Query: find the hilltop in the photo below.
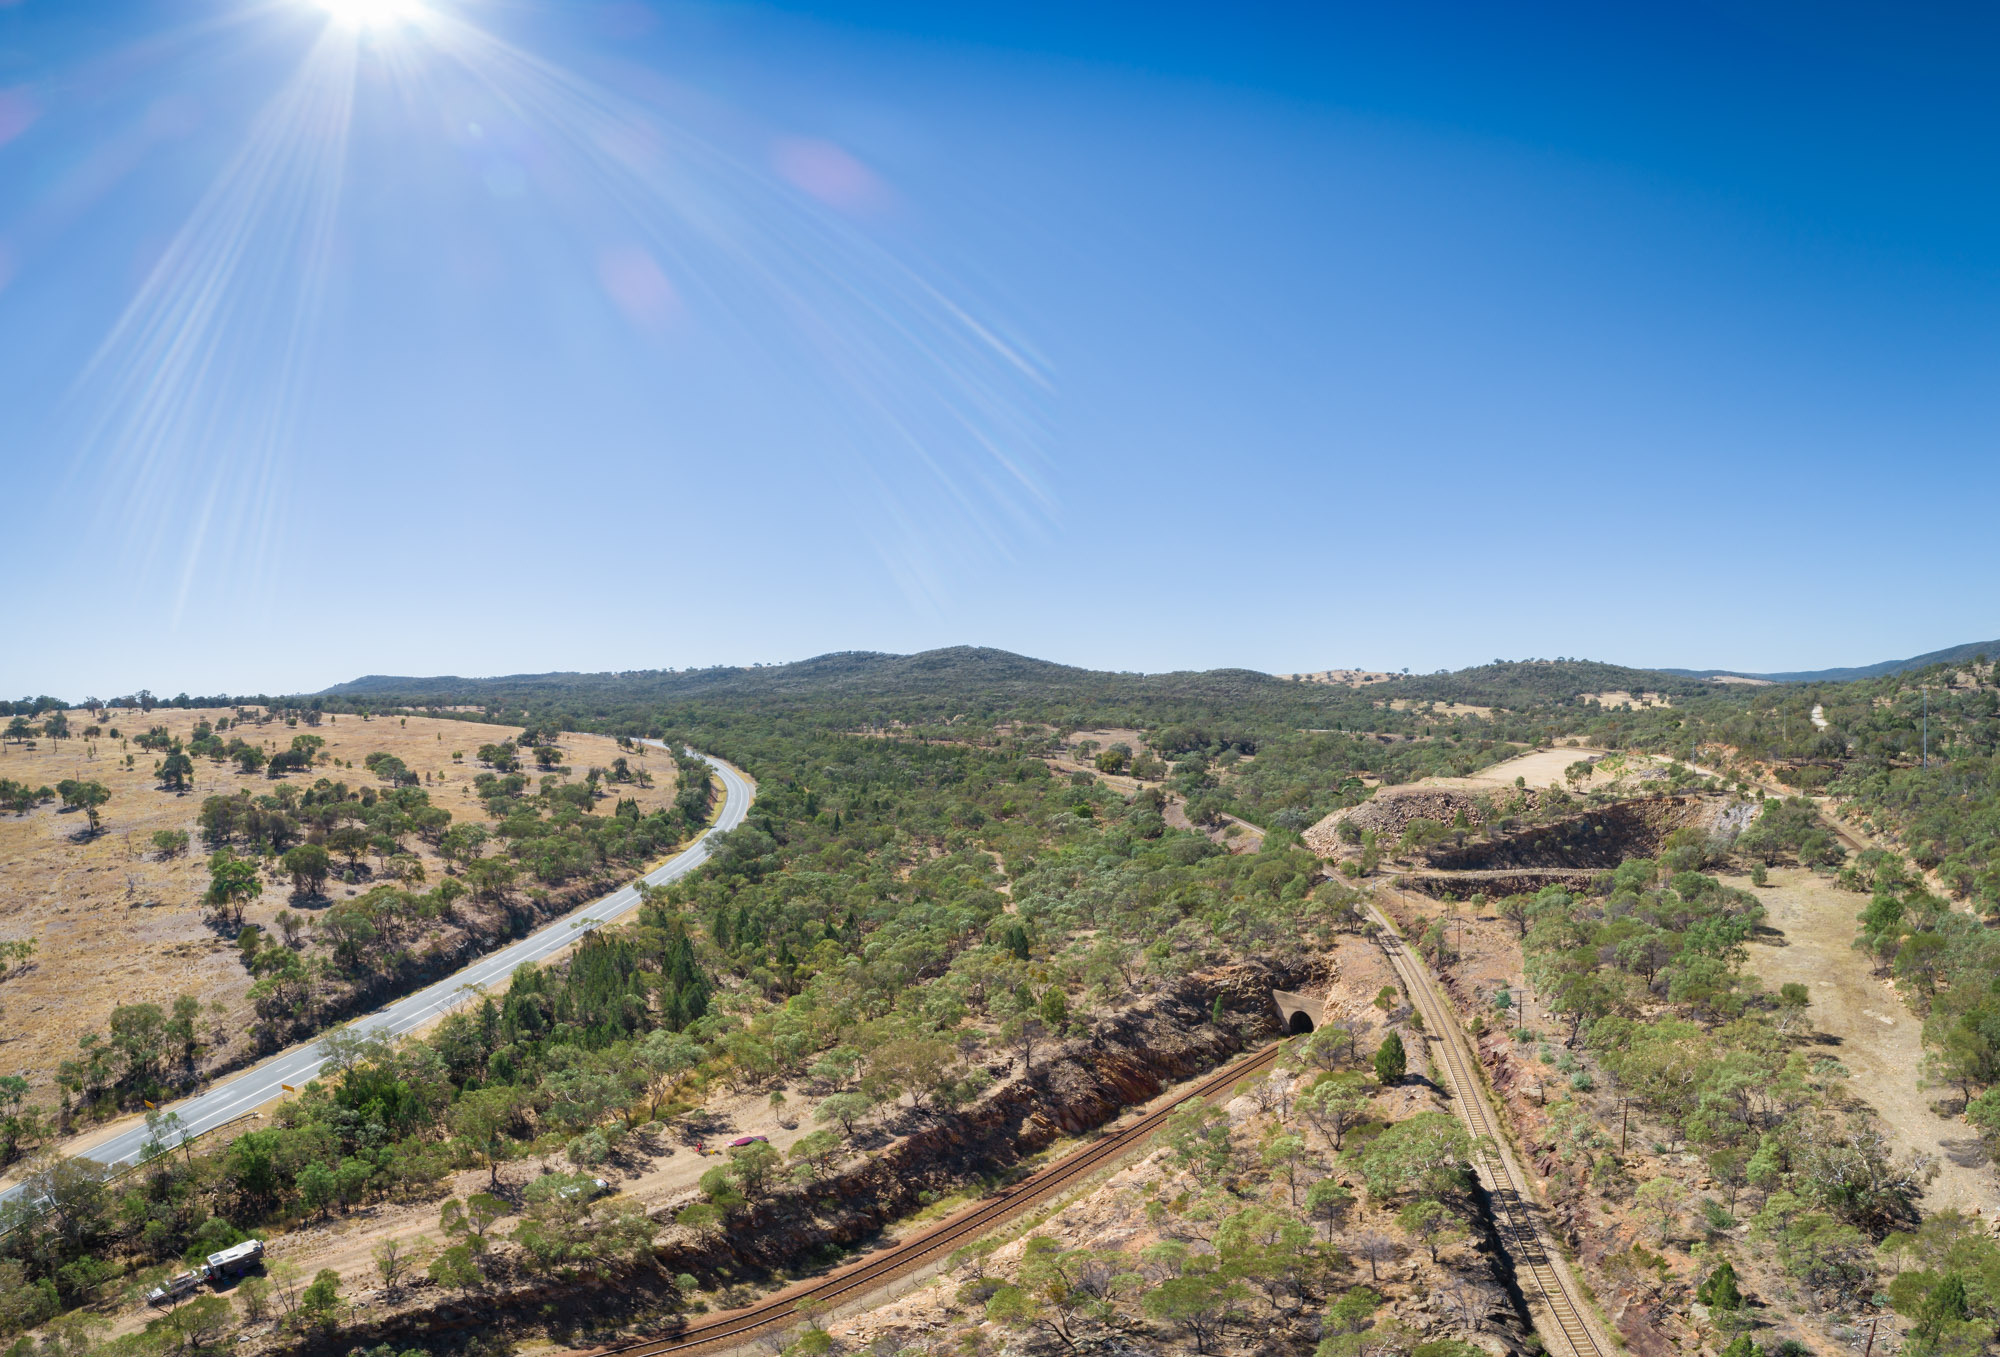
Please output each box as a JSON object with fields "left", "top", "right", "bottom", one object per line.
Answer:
{"left": 1660, "top": 635, "right": 2000, "bottom": 684}
{"left": 3, "top": 640, "right": 2000, "bottom": 1357}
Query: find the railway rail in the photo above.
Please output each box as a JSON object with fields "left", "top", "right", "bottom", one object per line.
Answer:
{"left": 588, "top": 1037, "right": 1290, "bottom": 1357}
{"left": 1368, "top": 899, "right": 1612, "bottom": 1357}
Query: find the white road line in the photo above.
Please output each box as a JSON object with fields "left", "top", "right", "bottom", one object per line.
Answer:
{"left": 2, "top": 746, "right": 751, "bottom": 1200}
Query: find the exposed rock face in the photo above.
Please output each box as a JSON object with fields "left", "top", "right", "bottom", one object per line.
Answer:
{"left": 1309, "top": 790, "right": 1756, "bottom": 882}
{"left": 1305, "top": 789, "right": 1534, "bottom": 856}
{"left": 277, "top": 957, "right": 1323, "bottom": 1355}
{"left": 1613, "top": 1300, "right": 1679, "bottom": 1357}
{"left": 1400, "top": 871, "right": 1599, "bottom": 899}
{"left": 1420, "top": 796, "right": 1714, "bottom": 873}
{"left": 1464, "top": 1018, "right": 1686, "bottom": 1357}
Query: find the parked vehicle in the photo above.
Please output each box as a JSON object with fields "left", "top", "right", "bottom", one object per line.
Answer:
{"left": 553, "top": 1177, "right": 611, "bottom": 1203}
{"left": 204, "top": 1239, "right": 265, "bottom": 1280}
{"left": 145, "top": 1271, "right": 205, "bottom": 1308}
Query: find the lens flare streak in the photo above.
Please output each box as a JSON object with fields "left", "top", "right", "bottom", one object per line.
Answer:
{"left": 69, "top": 2, "right": 1053, "bottom": 617}
{"left": 73, "top": 23, "right": 357, "bottom": 622}
{"left": 426, "top": 14, "right": 1055, "bottom": 584}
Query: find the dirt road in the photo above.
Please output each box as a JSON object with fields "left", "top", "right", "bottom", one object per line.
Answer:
{"left": 1421, "top": 747, "right": 1610, "bottom": 792}
{"left": 1048, "top": 731, "right": 1263, "bottom": 853}
{"left": 571, "top": 1042, "right": 1292, "bottom": 1357}
{"left": 1743, "top": 867, "right": 1998, "bottom": 1216}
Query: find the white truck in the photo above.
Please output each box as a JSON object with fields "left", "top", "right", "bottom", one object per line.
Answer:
{"left": 204, "top": 1239, "right": 265, "bottom": 1281}
{"left": 145, "top": 1271, "right": 205, "bottom": 1308}
{"left": 145, "top": 1239, "right": 265, "bottom": 1307}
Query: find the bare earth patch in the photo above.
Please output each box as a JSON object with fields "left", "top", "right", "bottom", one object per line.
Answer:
{"left": 0, "top": 710, "right": 677, "bottom": 1105}
{"left": 1579, "top": 691, "right": 1674, "bottom": 710}
{"left": 1280, "top": 669, "right": 1401, "bottom": 687}
{"left": 1426, "top": 747, "right": 1611, "bottom": 790}
{"left": 1741, "top": 865, "right": 2000, "bottom": 1217}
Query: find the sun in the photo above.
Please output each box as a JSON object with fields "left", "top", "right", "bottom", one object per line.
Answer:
{"left": 315, "top": 0, "right": 423, "bottom": 29}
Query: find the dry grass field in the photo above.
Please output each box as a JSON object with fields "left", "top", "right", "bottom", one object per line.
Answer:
{"left": 1278, "top": 668, "right": 1400, "bottom": 686}
{"left": 1579, "top": 688, "right": 1674, "bottom": 708}
{"left": 0, "top": 709, "right": 678, "bottom": 1109}
{"left": 1385, "top": 697, "right": 1494, "bottom": 717}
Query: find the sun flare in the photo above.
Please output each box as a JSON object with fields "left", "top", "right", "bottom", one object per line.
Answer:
{"left": 316, "top": 0, "right": 422, "bottom": 29}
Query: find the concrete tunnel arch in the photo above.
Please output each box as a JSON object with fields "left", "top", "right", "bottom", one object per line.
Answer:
{"left": 1272, "top": 989, "right": 1324, "bottom": 1035}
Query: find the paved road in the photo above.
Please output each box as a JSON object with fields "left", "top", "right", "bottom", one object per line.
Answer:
{"left": 1, "top": 744, "right": 751, "bottom": 1202}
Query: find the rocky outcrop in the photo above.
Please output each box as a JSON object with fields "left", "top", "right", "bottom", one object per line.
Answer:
{"left": 1421, "top": 796, "right": 1712, "bottom": 873}
{"left": 1313, "top": 792, "right": 1752, "bottom": 887}
{"left": 1306, "top": 789, "right": 1537, "bottom": 857}
{"left": 276, "top": 957, "right": 1323, "bottom": 1355}
{"left": 1399, "top": 870, "right": 1600, "bottom": 899}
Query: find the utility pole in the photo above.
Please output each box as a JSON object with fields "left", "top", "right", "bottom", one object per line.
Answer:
{"left": 1923, "top": 687, "right": 1930, "bottom": 769}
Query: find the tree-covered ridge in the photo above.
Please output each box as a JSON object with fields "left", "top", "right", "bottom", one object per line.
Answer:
{"left": 0, "top": 711, "right": 1353, "bottom": 1354}
{"left": 15, "top": 644, "right": 1998, "bottom": 791}
{"left": 1387, "top": 658, "right": 1726, "bottom": 708}
{"left": 1663, "top": 636, "right": 2000, "bottom": 685}
{"left": 1492, "top": 851, "right": 1938, "bottom": 1331}
{"left": 16, "top": 644, "right": 2000, "bottom": 1357}
{"left": 20, "top": 722, "right": 710, "bottom": 1142}
{"left": 301, "top": 648, "right": 1766, "bottom": 746}
{"left": 289, "top": 651, "right": 1722, "bottom": 839}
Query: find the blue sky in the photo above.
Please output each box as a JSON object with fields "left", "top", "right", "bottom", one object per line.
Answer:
{"left": 1, "top": 0, "right": 1995, "bottom": 697}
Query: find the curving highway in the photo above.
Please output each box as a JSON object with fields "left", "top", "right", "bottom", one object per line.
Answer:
{"left": 0, "top": 744, "right": 751, "bottom": 1203}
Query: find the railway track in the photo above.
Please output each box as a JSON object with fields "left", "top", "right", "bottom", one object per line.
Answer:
{"left": 1367, "top": 899, "right": 1611, "bottom": 1357}
{"left": 589, "top": 1038, "right": 1289, "bottom": 1357}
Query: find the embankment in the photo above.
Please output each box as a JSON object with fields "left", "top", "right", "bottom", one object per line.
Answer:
{"left": 280, "top": 959, "right": 1323, "bottom": 1355}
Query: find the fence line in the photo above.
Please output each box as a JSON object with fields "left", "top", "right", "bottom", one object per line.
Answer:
{"left": 1, "top": 1109, "right": 268, "bottom": 1236}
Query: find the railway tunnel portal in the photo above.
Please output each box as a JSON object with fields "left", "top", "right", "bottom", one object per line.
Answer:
{"left": 1271, "top": 989, "right": 1323, "bottom": 1034}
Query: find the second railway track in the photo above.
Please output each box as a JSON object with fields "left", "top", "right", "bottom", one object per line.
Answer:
{"left": 1369, "top": 898, "right": 1611, "bottom": 1357}
{"left": 591, "top": 899, "right": 1608, "bottom": 1357}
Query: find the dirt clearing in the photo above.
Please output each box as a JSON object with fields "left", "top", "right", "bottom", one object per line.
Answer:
{"left": 0, "top": 710, "right": 677, "bottom": 1106}
{"left": 1742, "top": 866, "right": 2000, "bottom": 1217}
{"left": 1417, "top": 745, "right": 1609, "bottom": 791}
{"left": 1580, "top": 691, "right": 1674, "bottom": 709}
{"left": 1279, "top": 669, "right": 1400, "bottom": 687}
{"left": 1385, "top": 699, "right": 1495, "bottom": 718}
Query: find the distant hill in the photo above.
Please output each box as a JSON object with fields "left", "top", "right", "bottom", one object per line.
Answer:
{"left": 1658, "top": 637, "right": 2000, "bottom": 685}
{"left": 316, "top": 646, "right": 1311, "bottom": 727}
{"left": 316, "top": 648, "right": 1769, "bottom": 747}
{"left": 1383, "top": 659, "right": 1721, "bottom": 708}
{"left": 315, "top": 637, "right": 1997, "bottom": 731}
{"left": 310, "top": 648, "right": 1750, "bottom": 726}
{"left": 323, "top": 648, "right": 1102, "bottom": 703}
